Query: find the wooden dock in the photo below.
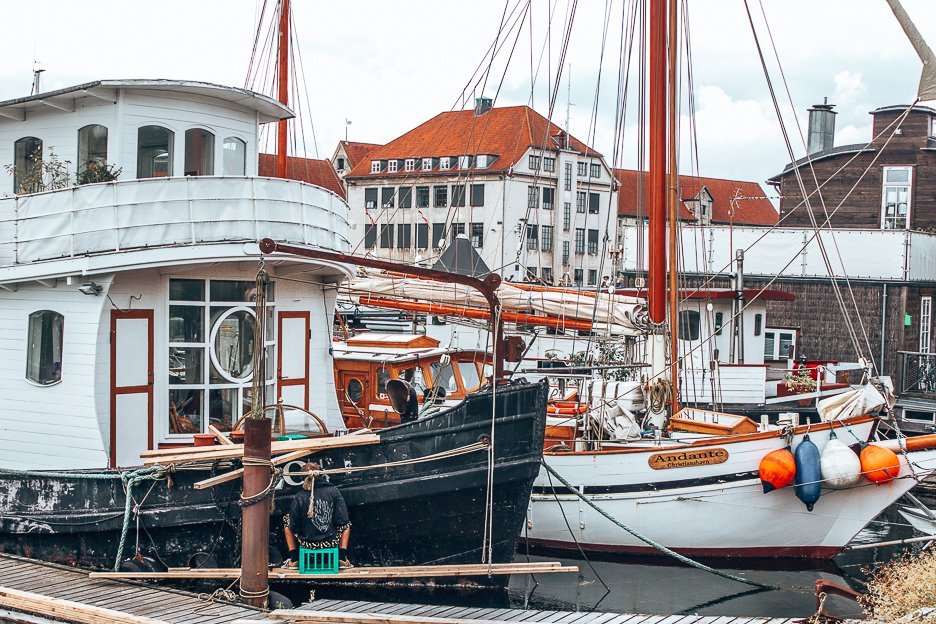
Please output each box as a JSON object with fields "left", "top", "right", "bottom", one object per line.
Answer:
{"left": 233, "top": 598, "right": 808, "bottom": 624}
{"left": 0, "top": 553, "right": 262, "bottom": 623}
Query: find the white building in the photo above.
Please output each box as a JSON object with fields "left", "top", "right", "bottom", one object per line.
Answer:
{"left": 343, "top": 99, "right": 616, "bottom": 286}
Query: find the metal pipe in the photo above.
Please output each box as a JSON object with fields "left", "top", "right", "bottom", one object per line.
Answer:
{"left": 258, "top": 238, "right": 507, "bottom": 381}
{"left": 276, "top": 0, "right": 289, "bottom": 178}
{"left": 239, "top": 417, "right": 272, "bottom": 608}
{"left": 735, "top": 249, "right": 745, "bottom": 364}
{"left": 648, "top": 0, "right": 667, "bottom": 323}
{"left": 880, "top": 283, "right": 888, "bottom": 375}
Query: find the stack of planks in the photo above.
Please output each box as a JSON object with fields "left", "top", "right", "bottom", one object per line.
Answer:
{"left": 137, "top": 431, "right": 380, "bottom": 490}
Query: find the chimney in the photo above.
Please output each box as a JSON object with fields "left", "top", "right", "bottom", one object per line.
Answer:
{"left": 807, "top": 98, "right": 836, "bottom": 154}
{"left": 474, "top": 96, "right": 493, "bottom": 116}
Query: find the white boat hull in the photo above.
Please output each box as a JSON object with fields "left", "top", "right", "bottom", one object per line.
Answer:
{"left": 528, "top": 421, "right": 936, "bottom": 558}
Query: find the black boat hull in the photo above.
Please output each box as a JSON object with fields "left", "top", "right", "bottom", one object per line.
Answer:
{"left": 0, "top": 380, "right": 547, "bottom": 571}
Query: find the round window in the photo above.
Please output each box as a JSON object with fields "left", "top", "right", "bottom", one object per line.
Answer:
{"left": 209, "top": 307, "right": 256, "bottom": 383}
{"left": 346, "top": 379, "right": 363, "bottom": 404}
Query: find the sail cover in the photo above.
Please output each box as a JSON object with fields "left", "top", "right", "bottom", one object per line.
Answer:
{"left": 432, "top": 234, "right": 491, "bottom": 277}
{"left": 886, "top": 0, "right": 936, "bottom": 102}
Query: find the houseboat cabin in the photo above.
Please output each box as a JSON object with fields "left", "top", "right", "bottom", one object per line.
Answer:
{"left": 0, "top": 80, "right": 351, "bottom": 470}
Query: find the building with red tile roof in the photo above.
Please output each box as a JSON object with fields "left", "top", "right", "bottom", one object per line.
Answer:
{"left": 343, "top": 100, "right": 615, "bottom": 286}
{"left": 614, "top": 169, "right": 778, "bottom": 226}
{"left": 335, "top": 141, "right": 382, "bottom": 173}
{"left": 258, "top": 153, "right": 345, "bottom": 199}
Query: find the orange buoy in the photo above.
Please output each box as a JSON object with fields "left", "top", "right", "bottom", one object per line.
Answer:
{"left": 860, "top": 444, "right": 901, "bottom": 484}
{"left": 759, "top": 447, "right": 796, "bottom": 493}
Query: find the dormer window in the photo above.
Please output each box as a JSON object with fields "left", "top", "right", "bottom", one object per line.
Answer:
{"left": 476, "top": 155, "right": 489, "bottom": 168}
{"left": 370, "top": 160, "right": 382, "bottom": 174}
{"left": 459, "top": 155, "right": 472, "bottom": 169}
{"left": 440, "top": 157, "right": 451, "bottom": 171}
{"left": 422, "top": 158, "right": 433, "bottom": 171}
{"left": 388, "top": 160, "right": 399, "bottom": 173}
{"left": 404, "top": 158, "right": 415, "bottom": 172}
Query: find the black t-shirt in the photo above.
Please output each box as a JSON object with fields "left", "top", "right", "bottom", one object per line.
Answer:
{"left": 287, "top": 479, "right": 350, "bottom": 542}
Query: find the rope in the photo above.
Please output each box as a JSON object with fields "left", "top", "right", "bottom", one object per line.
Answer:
{"left": 238, "top": 457, "right": 281, "bottom": 508}
{"left": 113, "top": 466, "right": 171, "bottom": 571}
{"left": 539, "top": 459, "right": 797, "bottom": 592}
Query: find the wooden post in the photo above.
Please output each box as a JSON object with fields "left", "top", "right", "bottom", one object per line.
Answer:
{"left": 240, "top": 417, "right": 271, "bottom": 608}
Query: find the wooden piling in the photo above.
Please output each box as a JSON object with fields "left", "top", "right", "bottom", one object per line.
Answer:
{"left": 240, "top": 417, "right": 272, "bottom": 608}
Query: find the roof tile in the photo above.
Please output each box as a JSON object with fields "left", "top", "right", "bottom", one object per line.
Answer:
{"left": 258, "top": 154, "right": 345, "bottom": 199}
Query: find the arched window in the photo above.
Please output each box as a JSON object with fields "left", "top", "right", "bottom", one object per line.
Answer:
{"left": 26, "top": 310, "right": 64, "bottom": 385}
{"left": 223, "top": 137, "right": 246, "bottom": 175}
{"left": 137, "top": 126, "right": 174, "bottom": 178}
{"left": 13, "top": 136, "right": 43, "bottom": 194}
{"left": 185, "top": 128, "right": 215, "bottom": 176}
{"left": 77, "top": 124, "right": 108, "bottom": 174}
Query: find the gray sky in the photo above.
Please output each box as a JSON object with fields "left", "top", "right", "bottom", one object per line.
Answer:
{"left": 3, "top": 0, "right": 935, "bottom": 188}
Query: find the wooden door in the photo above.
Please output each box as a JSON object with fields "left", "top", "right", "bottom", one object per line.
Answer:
{"left": 277, "top": 311, "right": 310, "bottom": 409}
{"left": 110, "top": 309, "right": 154, "bottom": 468}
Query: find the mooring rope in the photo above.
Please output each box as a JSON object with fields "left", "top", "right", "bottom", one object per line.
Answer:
{"left": 539, "top": 459, "right": 795, "bottom": 591}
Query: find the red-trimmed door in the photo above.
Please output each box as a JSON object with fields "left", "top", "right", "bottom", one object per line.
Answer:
{"left": 110, "top": 309, "right": 154, "bottom": 467}
{"left": 277, "top": 311, "right": 310, "bottom": 409}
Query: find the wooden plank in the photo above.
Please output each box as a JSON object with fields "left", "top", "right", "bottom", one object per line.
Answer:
{"left": 141, "top": 434, "right": 379, "bottom": 464}
{"left": 194, "top": 448, "right": 316, "bottom": 489}
{"left": 209, "top": 424, "right": 235, "bottom": 445}
{"left": 0, "top": 584, "right": 170, "bottom": 624}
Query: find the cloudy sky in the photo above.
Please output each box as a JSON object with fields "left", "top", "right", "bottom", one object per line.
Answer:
{"left": 3, "top": 0, "right": 934, "bottom": 188}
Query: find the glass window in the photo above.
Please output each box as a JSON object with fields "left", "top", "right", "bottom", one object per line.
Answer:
{"left": 170, "top": 279, "right": 205, "bottom": 302}
{"left": 764, "top": 328, "right": 797, "bottom": 359}
{"left": 211, "top": 308, "right": 256, "bottom": 381}
{"left": 379, "top": 224, "right": 394, "bottom": 248}
{"left": 714, "top": 312, "right": 724, "bottom": 335}
{"left": 77, "top": 125, "right": 108, "bottom": 174}
{"left": 169, "top": 306, "right": 204, "bottom": 343}
{"left": 399, "top": 186, "right": 412, "bottom": 209}
{"left": 575, "top": 228, "right": 585, "bottom": 254}
{"left": 223, "top": 137, "right": 246, "bottom": 175}
{"left": 13, "top": 136, "right": 42, "bottom": 194}
{"left": 470, "top": 222, "right": 484, "bottom": 248}
{"left": 184, "top": 128, "right": 215, "bottom": 176}
{"left": 377, "top": 368, "right": 391, "bottom": 397}
{"left": 576, "top": 191, "right": 586, "bottom": 213}
{"left": 529, "top": 155, "right": 541, "bottom": 170}
{"left": 564, "top": 162, "right": 572, "bottom": 190}
{"left": 346, "top": 378, "right": 363, "bottom": 403}
{"left": 588, "top": 229, "right": 599, "bottom": 254}
{"left": 422, "top": 158, "right": 433, "bottom": 171}
{"left": 526, "top": 224, "right": 539, "bottom": 250}
{"left": 415, "top": 223, "right": 429, "bottom": 249}
{"left": 434, "top": 185, "right": 448, "bottom": 207}
{"left": 541, "top": 225, "right": 553, "bottom": 252}
{"left": 381, "top": 187, "right": 395, "bottom": 208}
{"left": 563, "top": 202, "right": 571, "bottom": 230}
{"left": 574, "top": 268, "right": 583, "bottom": 286}
{"left": 440, "top": 157, "right": 451, "bottom": 171}
{"left": 587, "top": 270, "right": 597, "bottom": 286}
{"left": 577, "top": 161, "right": 586, "bottom": 176}
{"left": 432, "top": 223, "right": 445, "bottom": 248}
{"left": 365, "top": 187, "right": 378, "bottom": 209}
{"left": 370, "top": 160, "right": 381, "bottom": 173}
{"left": 678, "top": 310, "right": 701, "bottom": 341}
{"left": 416, "top": 186, "right": 430, "bottom": 208}
{"left": 543, "top": 157, "right": 556, "bottom": 172}
{"left": 881, "top": 166, "right": 912, "bottom": 229}
{"left": 399, "top": 367, "right": 426, "bottom": 393}
{"left": 364, "top": 224, "right": 377, "bottom": 248}
{"left": 396, "top": 223, "right": 412, "bottom": 248}
{"left": 137, "top": 125, "right": 174, "bottom": 178}
{"left": 26, "top": 310, "right": 63, "bottom": 385}
{"left": 528, "top": 186, "right": 539, "bottom": 210}
{"left": 430, "top": 361, "right": 459, "bottom": 393}
{"left": 460, "top": 362, "right": 481, "bottom": 392}
{"left": 388, "top": 160, "right": 399, "bottom": 173}
{"left": 470, "top": 184, "right": 485, "bottom": 207}
{"left": 590, "top": 163, "right": 601, "bottom": 178}
{"left": 404, "top": 159, "right": 415, "bottom": 172}
{"left": 754, "top": 313, "right": 763, "bottom": 336}
{"left": 542, "top": 187, "right": 554, "bottom": 210}
{"left": 450, "top": 222, "right": 465, "bottom": 241}
{"left": 452, "top": 185, "right": 466, "bottom": 207}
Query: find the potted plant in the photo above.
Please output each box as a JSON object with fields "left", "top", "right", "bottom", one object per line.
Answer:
{"left": 784, "top": 369, "right": 817, "bottom": 406}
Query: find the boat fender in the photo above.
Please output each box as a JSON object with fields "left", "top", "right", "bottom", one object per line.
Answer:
{"left": 819, "top": 431, "right": 862, "bottom": 489}
{"left": 759, "top": 447, "right": 796, "bottom": 493}
{"left": 860, "top": 443, "right": 901, "bottom": 484}
{"left": 269, "top": 590, "right": 294, "bottom": 609}
{"left": 793, "top": 435, "right": 822, "bottom": 511}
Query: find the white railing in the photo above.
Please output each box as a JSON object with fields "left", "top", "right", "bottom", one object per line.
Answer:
{"left": 0, "top": 176, "right": 350, "bottom": 265}
{"left": 617, "top": 225, "right": 936, "bottom": 281}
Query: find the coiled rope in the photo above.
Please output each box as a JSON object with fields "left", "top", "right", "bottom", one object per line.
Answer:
{"left": 539, "top": 459, "right": 793, "bottom": 591}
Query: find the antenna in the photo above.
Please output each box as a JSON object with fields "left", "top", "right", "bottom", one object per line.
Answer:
{"left": 345, "top": 119, "right": 352, "bottom": 142}
{"left": 565, "top": 64, "right": 572, "bottom": 150}
{"left": 30, "top": 63, "right": 44, "bottom": 96}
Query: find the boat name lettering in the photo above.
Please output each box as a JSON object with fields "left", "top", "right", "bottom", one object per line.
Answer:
{"left": 648, "top": 448, "right": 729, "bottom": 470}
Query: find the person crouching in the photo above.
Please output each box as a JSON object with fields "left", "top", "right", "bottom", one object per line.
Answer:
{"left": 283, "top": 461, "right": 352, "bottom": 569}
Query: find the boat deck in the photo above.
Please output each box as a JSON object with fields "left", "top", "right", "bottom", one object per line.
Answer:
{"left": 0, "top": 553, "right": 262, "bottom": 623}
{"left": 236, "top": 598, "right": 807, "bottom": 624}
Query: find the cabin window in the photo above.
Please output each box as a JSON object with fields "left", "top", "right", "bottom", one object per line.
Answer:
{"left": 77, "top": 125, "right": 108, "bottom": 175}
{"left": 168, "top": 278, "right": 275, "bottom": 436}
{"left": 881, "top": 166, "right": 912, "bottom": 229}
{"left": 223, "top": 137, "right": 246, "bottom": 175}
{"left": 677, "top": 310, "right": 701, "bottom": 341}
{"left": 460, "top": 361, "right": 482, "bottom": 393}
{"left": 184, "top": 128, "right": 215, "bottom": 176}
{"left": 399, "top": 367, "right": 427, "bottom": 393}
{"left": 137, "top": 126, "right": 174, "bottom": 179}
{"left": 26, "top": 310, "right": 63, "bottom": 385}
{"left": 13, "top": 136, "right": 42, "bottom": 194}
{"left": 764, "top": 328, "right": 797, "bottom": 360}
{"left": 377, "top": 368, "right": 391, "bottom": 397}
{"left": 430, "top": 361, "right": 459, "bottom": 394}
{"left": 346, "top": 378, "right": 363, "bottom": 404}
{"left": 754, "top": 313, "right": 763, "bottom": 336}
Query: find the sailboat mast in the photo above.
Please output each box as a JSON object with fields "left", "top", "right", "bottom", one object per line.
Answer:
{"left": 667, "top": 0, "right": 680, "bottom": 410}
{"left": 648, "top": 0, "right": 667, "bottom": 323}
{"left": 276, "top": 0, "right": 290, "bottom": 178}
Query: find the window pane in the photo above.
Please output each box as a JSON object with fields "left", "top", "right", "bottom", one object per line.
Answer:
{"left": 169, "top": 346, "right": 204, "bottom": 384}
{"left": 170, "top": 278, "right": 205, "bottom": 302}
{"left": 677, "top": 310, "right": 701, "bottom": 341}
{"left": 886, "top": 168, "right": 910, "bottom": 183}
{"left": 77, "top": 125, "right": 108, "bottom": 174}
{"left": 764, "top": 334, "right": 776, "bottom": 359}
{"left": 778, "top": 333, "right": 794, "bottom": 358}
{"left": 137, "top": 126, "right": 174, "bottom": 178}
{"left": 169, "top": 388, "right": 203, "bottom": 433}
{"left": 399, "top": 367, "right": 426, "bottom": 393}
{"left": 185, "top": 128, "right": 215, "bottom": 176}
{"left": 212, "top": 309, "right": 256, "bottom": 380}
{"left": 169, "top": 305, "right": 203, "bottom": 343}
{"left": 13, "top": 136, "right": 42, "bottom": 194}
{"left": 209, "top": 388, "right": 236, "bottom": 431}
{"left": 430, "top": 361, "right": 459, "bottom": 393}
{"left": 223, "top": 137, "right": 246, "bottom": 175}
{"left": 460, "top": 361, "right": 481, "bottom": 392}
{"left": 210, "top": 280, "right": 258, "bottom": 302}
{"left": 26, "top": 310, "right": 63, "bottom": 385}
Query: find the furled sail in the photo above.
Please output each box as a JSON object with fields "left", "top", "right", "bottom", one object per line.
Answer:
{"left": 885, "top": 0, "right": 936, "bottom": 101}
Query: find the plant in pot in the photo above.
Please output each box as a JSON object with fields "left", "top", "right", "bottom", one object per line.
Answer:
{"left": 784, "top": 369, "right": 817, "bottom": 406}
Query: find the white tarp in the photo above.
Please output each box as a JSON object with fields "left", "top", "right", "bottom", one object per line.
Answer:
{"left": 346, "top": 275, "right": 645, "bottom": 335}
{"left": 817, "top": 377, "right": 894, "bottom": 421}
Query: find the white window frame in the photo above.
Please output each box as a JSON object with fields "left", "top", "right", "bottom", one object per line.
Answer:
{"left": 921, "top": 296, "right": 932, "bottom": 354}
{"left": 930, "top": 117, "right": 936, "bottom": 139}
{"left": 881, "top": 166, "right": 912, "bottom": 229}
{"left": 387, "top": 159, "right": 399, "bottom": 173}
{"left": 422, "top": 158, "right": 433, "bottom": 171}
{"left": 404, "top": 158, "right": 415, "bottom": 172}
{"left": 440, "top": 157, "right": 451, "bottom": 171}
{"left": 459, "top": 155, "right": 472, "bottom": 169}
{"left": 370, "top": 160, "right": 381, "bottom": 174}
{"left": 764, "top": 327, "right": 798, "bottom": 360}
{"left": 590, "top": 163, "right": 601, "bottom": 178}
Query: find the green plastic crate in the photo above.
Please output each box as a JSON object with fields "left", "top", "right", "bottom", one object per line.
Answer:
{"left": 299, "top": 547, "right": 338, "bottom": 574}
{"left": 278, "top": 434, "right": 307, "bottom": 441}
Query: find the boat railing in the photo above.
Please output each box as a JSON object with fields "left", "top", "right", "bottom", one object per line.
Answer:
{"left": 898, "top": 351, "right": 936, "bottom": 396}
{"left": 0, "top": 176, "right": 349, "bottom": 265}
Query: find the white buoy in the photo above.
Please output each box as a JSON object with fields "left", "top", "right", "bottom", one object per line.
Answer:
{"left": 820, "top": 436, "right": 862, "bottom": 489}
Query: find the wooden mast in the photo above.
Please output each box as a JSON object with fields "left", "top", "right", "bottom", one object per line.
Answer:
{"left": 647, "top": 0, "right": 667, "bottom": 324}
{"left": 276, "top": 0, "right": 289, "bottom": 177}
{"left": 666, "top": 0, "right": 680, "bottom": 411}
